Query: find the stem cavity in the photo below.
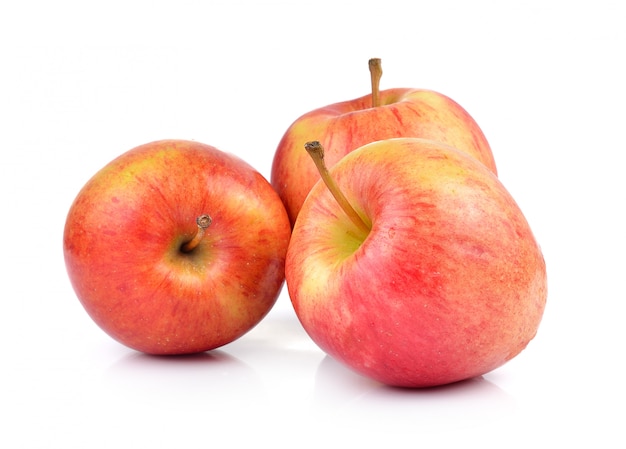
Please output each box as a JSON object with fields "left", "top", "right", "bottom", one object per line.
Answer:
{"left": 304, "top": 141, "right": 371, "bottom": 235}
{"left": 181, "top": 214, "right": 212, "bottom": 253}
{"left": 368, "top": 58, "right": 383, "bottom": 108}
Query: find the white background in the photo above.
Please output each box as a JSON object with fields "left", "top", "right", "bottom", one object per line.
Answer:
{"left": 2, "top": 1, "right": 624, "bottom": 447}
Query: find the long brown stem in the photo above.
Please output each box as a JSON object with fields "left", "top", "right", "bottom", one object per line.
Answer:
{"left": 181, "top": 214, "right": 212, "bottom": 252}
{"left": 304, "top": 141, "right": 371, "bottom": 234}
{"left": 368, "top": 58, "right": 383, "bottom": 108}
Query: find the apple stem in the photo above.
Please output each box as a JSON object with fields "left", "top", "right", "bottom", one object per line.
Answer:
{"left": 181, "top": 214, "right": 212, "bottom": 253}
{"left": 369, "top": 58, "right": 383, "bottom": 108}
{"left": 304, "top": 141, "right": 371, "bottom": 234}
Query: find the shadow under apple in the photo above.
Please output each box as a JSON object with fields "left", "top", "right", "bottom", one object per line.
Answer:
{"left": 104, "top": 349, "right": 264, "bottom": 411}
{"left": 312, "top": 354, "right": 518, "bottom": 435}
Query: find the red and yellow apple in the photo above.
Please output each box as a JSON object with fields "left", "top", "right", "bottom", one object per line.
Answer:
{"left": 285, "top": 138, "right": 546, "bottom": 388}
{"left": 63, "top": 139, "right": 291, "bottom": 355}
{"left": 272, "top": 59, "right": 497, "bottom": 226}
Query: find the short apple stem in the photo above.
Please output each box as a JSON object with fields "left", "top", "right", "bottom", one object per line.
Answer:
{"left": 304, "top": 141, "right": 371, "bottom": 234}
{"left": 369, "top": 58, "right": 383, "bottom": 108}
{"left": 181, "top": 214, "right": 212, "bottom": 253}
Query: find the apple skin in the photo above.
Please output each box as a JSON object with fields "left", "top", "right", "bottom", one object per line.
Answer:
{"left": 63, "top": 139, "right": 291, "bottom": 355}
{"left": 285, "top": 138, "right": 546, "bottom": 388}
{"left": 272, "top": 88, "right": 496, "bottom": 226}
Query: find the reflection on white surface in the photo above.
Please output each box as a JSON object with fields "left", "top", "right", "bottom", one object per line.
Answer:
{"left": 3, "top": 289, "right": 621, "bottom": 448}
{"left": 314, "top": 354, "right": 515, "bottom": 411}
{"left": 105, "top": 350, "right": 263, "bottom": 404}
{"left": 101, "top": 350, "right": 267, "bottom": 442}
{"left": 311, "top": 355, "right": 519, "bottom": 443}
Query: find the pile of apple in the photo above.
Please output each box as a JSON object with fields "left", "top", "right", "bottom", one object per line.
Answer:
{"left": 64, "top": 59, "right": 546, "bottom": 388}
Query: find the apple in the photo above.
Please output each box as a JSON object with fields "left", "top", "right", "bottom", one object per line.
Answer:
{"left": 63, "top": 139, "right": 291, "bottom": 355}
{"left": 285, "top": 138, "right": 546, "bottom": 388}
{"left": 272, "top": 58, "right": 497, "bottom": 226}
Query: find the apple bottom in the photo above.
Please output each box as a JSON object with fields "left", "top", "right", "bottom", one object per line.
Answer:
{"left": 295, "top": 293, "right": 541, "bottom": 388}
{"left": 291, "top": 270, "right": 544, "bottom": 388}
{"left": 80, "top": 256, "right": 287, "bottom": 355}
